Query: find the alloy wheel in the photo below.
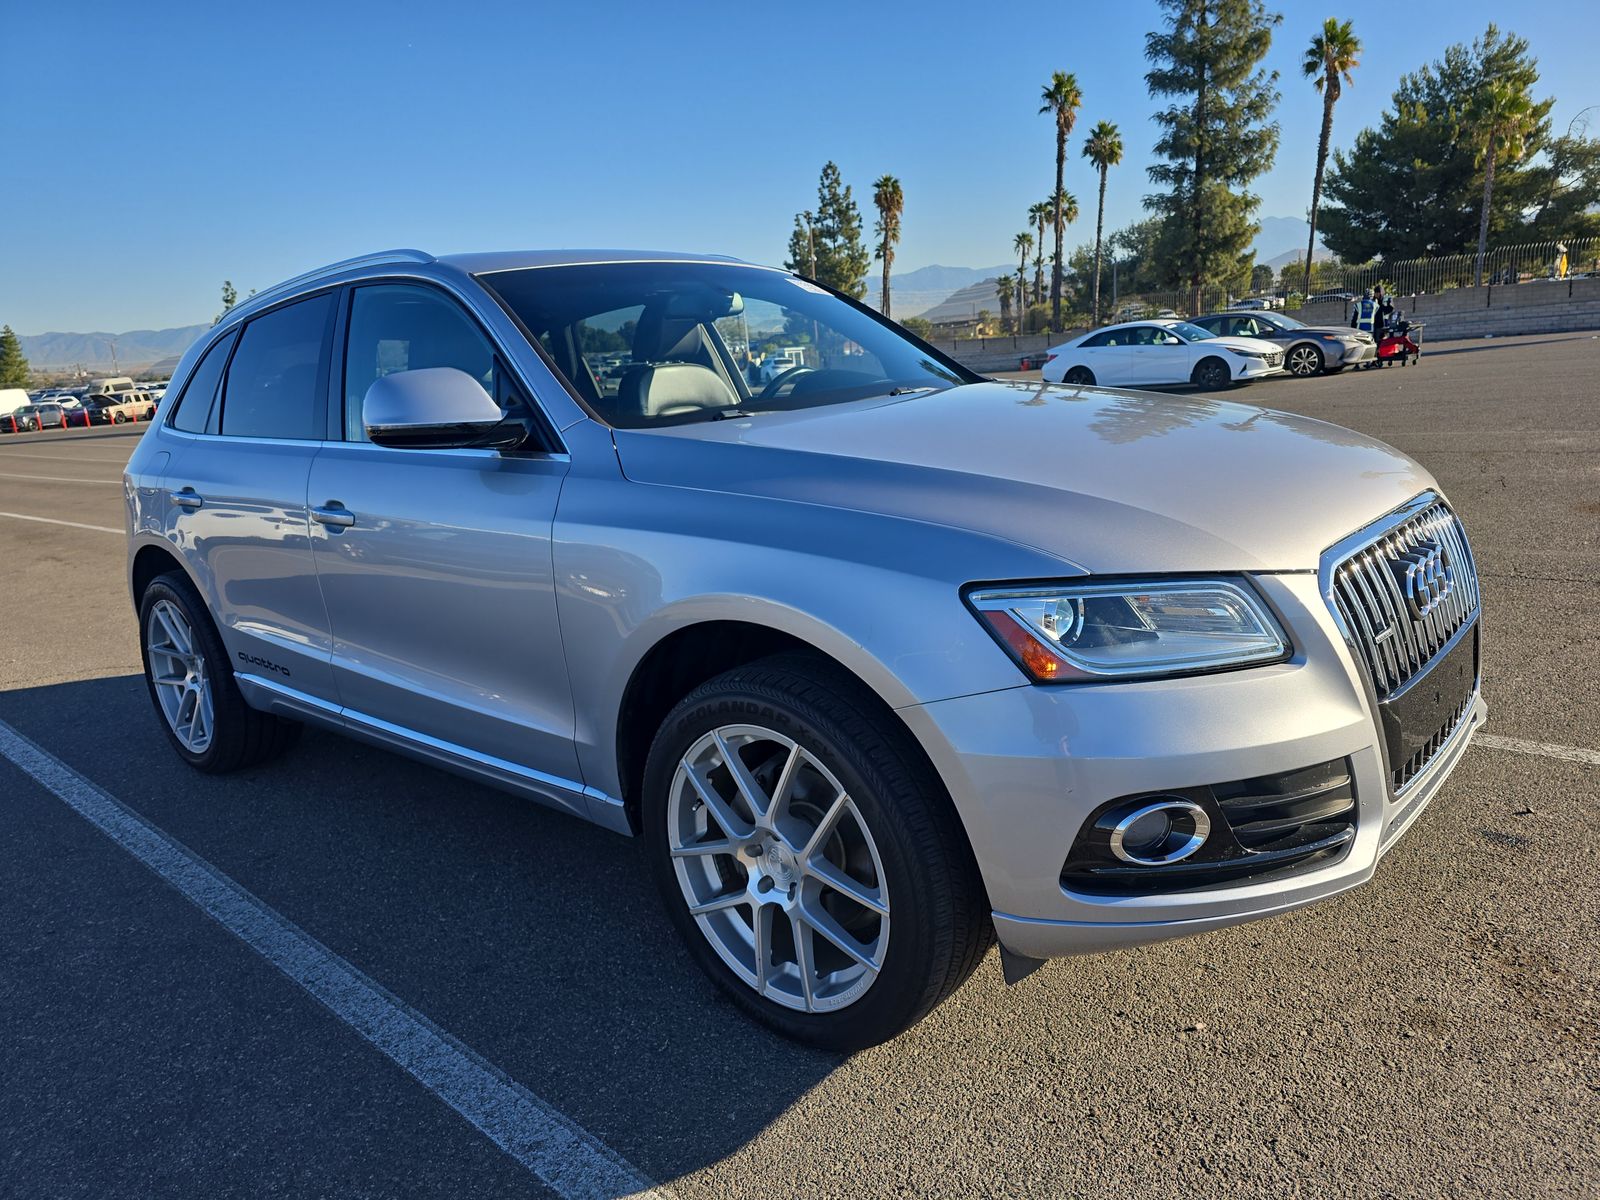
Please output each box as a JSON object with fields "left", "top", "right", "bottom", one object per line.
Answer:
{"left": 146, "top": 599, "right": 214, "bottom": 753}
{"left": 1288, "top": 345, "right": 1323, "bottom": 377}
{"left": 666, "top": 724, "right": 890, "bottom": 1013}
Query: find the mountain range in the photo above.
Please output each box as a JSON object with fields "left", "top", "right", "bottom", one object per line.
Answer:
{"left": 19, "top": 219, "right": 1331, "bottom": 368}
{"left": 17, "top": 325, "right": 208, "bottom": 373}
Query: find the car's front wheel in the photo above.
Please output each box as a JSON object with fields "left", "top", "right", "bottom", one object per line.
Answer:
{"left": 139, "top": 571, "right": 300, "bottom": 773}
{"left": 1286, "top": 344, "right": 1325, "bottom": 377}
{"left": 1063, "top": 366, "right": 1095, "bottom": 385}
{"left": 1191, "top": 356, "right": 1232, "bottom": 390}
{"left": 643, "top": 656, "right": 990, "bottom": 1050}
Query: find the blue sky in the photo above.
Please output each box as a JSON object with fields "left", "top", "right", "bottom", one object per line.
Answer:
{"left": 3, "top": 0, "right": 1594, "bottom": 332}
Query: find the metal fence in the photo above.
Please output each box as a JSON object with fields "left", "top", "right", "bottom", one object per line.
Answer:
{"left": 1096, "top": 236, "right": 1600, "bottom": 323}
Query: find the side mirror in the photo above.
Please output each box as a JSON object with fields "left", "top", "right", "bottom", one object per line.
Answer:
{"left": 363, "top": 367, "right": 518, "bottom": 450}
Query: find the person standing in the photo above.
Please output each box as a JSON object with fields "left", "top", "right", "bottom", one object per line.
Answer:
{"left": 1372, "top": 285, "right": 1391, "bottom": 341}
{"left": 1352, "top": 288, "right": 1377, "bottom": 335}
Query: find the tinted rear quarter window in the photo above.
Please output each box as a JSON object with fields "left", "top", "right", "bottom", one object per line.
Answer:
{"left": 170, "top": 331, "right": 237, "bottom": 433}
{"left": 221, "top": 293, "right": 334, "bottom": 439}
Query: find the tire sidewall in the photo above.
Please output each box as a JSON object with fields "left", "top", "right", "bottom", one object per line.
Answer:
{"left": 642, "top": 678, "right": 946, "bottom": 1049}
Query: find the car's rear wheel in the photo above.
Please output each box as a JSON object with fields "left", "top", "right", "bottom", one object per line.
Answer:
{"left": 1191, "top": 356, "right": 1231, "bottom": 390}
{"left": 643, "top": 656, "right": 990, "bottom": 1050}
{"left": 1063, "top": 366, "right": 1095, "bottom": 385}
{"left": 139, "top": 572, "right": 300, "bottom": 773}
{"left": 1286, "top": 344, "right": 1325, "bottom": 377}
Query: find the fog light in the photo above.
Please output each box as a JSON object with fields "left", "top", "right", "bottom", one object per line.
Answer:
{"left": 1108, "top": 799, "right": 1211, "bottom": 866}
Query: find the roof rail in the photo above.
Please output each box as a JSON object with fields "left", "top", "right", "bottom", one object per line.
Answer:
{"left": 223, "top": 249, "right": 435, "bottom": 323}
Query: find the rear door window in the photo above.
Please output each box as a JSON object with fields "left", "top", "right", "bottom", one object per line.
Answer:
{"left": 220, "top": 293, "right": 334, "bottom": 440}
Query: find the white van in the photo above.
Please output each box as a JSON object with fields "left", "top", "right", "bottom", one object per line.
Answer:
{"left": 89, "top": 376, "right": 137, "bottom": 396}
{"left": 0, "top": 388, "right": 31, "bottom": 417}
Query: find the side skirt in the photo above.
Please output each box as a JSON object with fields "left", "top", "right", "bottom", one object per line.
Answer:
{"left": 234, "top": 672, "right": 632, "bottom": 835}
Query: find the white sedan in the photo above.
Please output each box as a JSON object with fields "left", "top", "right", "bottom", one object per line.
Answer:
{"left": 1042, "top": 319, "right": 1285, "bottom": 389}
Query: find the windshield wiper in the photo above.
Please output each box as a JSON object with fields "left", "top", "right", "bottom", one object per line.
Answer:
{"left": 713, "top": 406, "right": 780, "bottom": 420}
{"left": 886, "top": 385, "right": 936, "bottom": 397}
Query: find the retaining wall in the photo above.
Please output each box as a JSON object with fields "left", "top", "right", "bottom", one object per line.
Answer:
{"left": 1402, "top": 276, "right": 1600, "bottom": 341}
{"left": 926, "top": 331, "right": 1083, "bottom": 373}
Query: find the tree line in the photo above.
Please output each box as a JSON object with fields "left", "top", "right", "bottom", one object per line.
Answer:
{"left": 784, "top": 3, "right": 1598, "bottom": 336}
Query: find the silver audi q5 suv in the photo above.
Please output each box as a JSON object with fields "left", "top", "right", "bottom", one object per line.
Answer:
{"left": 125, "top": 249, "right": 1485, "bottom": 1049}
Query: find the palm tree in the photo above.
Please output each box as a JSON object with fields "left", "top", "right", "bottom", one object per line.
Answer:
{"left": 1013, "top": 231, "right": 1033, "bottom": 327}
{"left": 1039, "top": 71, "right": 1083, "bottom": 329}
{"left": 1028, "top": 201, "right": 1052, "bottom": 302}
{"left": 1302, "top": 19, "right": 1361, "bottom": 299}
{"left": 1468, "top": 81, "right": 1538, "bottom": 287}
{"left": 1081, "top": 120, "right": 1123, "bottom": 325}
{"left": 996, "top": 275, "right": 1015, "bottom": 333}
{"left": 1047, "top": 188, "right": 1078, "bottom": 302}
{"left": 872, "top": 175, "right": 905, "bottom": 319}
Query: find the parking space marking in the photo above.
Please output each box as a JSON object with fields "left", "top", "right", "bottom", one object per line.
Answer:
{"left": 0, "top": 719, "right": 671, "bottom": 1200}
{"left": 1476, "top": 733, "right": 1600, "bottom": 767}
{"left": 0, "top": 452, "right": 132, "bottom": 465}
{"left": 0, "top": 471, "right": 121, "bottom": 486}
{"left": 0, "top": 511, "right": 122, "bottom": 534}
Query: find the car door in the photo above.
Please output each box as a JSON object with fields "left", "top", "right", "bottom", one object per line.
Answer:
{"left": 1074, "top": 329, "right": 1127, "bottom": 383}
{"left": 306, "top": 281, "right": 582, "bottom": 786}
{"left": 163, "top": 292, "right": 340, "bottom": 704}
{"left": 1120, "top": 326, "right": 1185, "bottom": 385}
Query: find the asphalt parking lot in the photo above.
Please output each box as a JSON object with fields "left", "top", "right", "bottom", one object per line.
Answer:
{"left": 2, "top": 332, "right": 1597, "bottom": 1199}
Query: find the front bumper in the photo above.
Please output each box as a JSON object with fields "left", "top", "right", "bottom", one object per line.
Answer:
{"left": 899, "top": 572, "right": 1485, "bottom": 960}
{"left": 1234, "top": 356, "right": 1284, "bottom": 380}
{"left": 1337, "top": 340, "right": 1377, "bottom": 366}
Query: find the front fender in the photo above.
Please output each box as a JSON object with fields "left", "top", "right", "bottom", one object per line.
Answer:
{"left": 553, "top": 472, "right": 1067, "bottom": 799}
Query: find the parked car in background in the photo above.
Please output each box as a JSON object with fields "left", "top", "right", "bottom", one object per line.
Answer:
{"left": 84, "top": 394, "right": 144, "bottom": 424}
{"left": 1043, "top": 319, "right": 1284, "bottom": 389}
{"left": 10, "top": 403, "right": 69, "bottom": 432}
{"left": 0, "top": 388, "right": 30, "bottom": 423}
{"left": 1191, "top": 311, "right": 1375, "bottom": 377}
{"left": 89, "top": 376, "right": 138, "bottom": 398}
{"left": 1301, "top": 290, "right": 1355, "bottom": 318}
{"left": 125, "top": 247, "right": 1484, "bottom": 1050}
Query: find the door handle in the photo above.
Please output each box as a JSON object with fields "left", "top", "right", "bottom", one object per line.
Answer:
{"left": 172, "top": 488, "right": 204, "bottom": 510}
{"left": 311, "top": 503, "right": 356, "bottom": 529}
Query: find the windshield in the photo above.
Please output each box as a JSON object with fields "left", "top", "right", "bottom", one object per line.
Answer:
{"left": 1268, "top": 313, "right": 1307, "bottom": 329}
{"left": 1168, "top": 321, "right": 1218, "bottom": 342}
{"left": 479, "top": 262, "right": 974, "bottom": 428}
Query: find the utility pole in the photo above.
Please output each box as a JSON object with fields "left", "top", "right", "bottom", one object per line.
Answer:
{"left": 801, "top": 210, "right": 817, "bottom": 278}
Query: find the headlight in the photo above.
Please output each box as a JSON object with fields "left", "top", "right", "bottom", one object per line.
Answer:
{"left": 1225, "top": 347, "right": 1267, "bottom": 358}
{"left": 966, "top": 579, "right": 1288, "bottom": 682}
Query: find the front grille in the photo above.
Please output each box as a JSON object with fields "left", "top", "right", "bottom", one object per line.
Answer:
{"left": 1325, "top": 497, "right": 1481, "bottom": 791}
{"left": 1328, "top": 500, "right": 1480, "bottom": 698}
{"left": 1266, "top": 352, "right": 1284, "bottom": 367}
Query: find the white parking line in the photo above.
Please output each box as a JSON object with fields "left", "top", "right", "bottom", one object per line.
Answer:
{"left": 0, "top": 511, "right": 122, "bottom": 534}
{"left": 0, "top": 471, "right": 121, "bottom": 486}
{"left": 0, "top": 452, "right": 131, "bottom": 465}
{"left": 0, "top": 719, "right": 670, "bottom": 1200}
{"left": 1475, "top": 733, "right": 1600, "bottom": 767}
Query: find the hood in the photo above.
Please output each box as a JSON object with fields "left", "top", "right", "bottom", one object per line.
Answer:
{"left": 1208, "top": 335, "right": 1281, "bottom": 354}
{"left": 612, "top": 380, "right": 1433, "bottom": 574}
{"left": 1291, "top": 323, "right": 1365, "bottom": 338}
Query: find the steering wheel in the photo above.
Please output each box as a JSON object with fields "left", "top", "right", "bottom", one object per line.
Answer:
{"left": 757, "top": 365, "right": 815, "bottom": 400}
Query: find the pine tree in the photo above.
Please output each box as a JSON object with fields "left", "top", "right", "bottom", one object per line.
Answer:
{"left": 786, "top": 163, "right": 871, "bottom": 298}
{"left": 0, "top": 326, "right": 30, "bottom": 388}
{"left": 1144, "top": 0, "right": 1281, "bottom": 312}
{"left": 1320, "top": 26, "right": 1558, "bottom": 261}
{"left": 212, "top": 280, "right": 239, "bottom": 327}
